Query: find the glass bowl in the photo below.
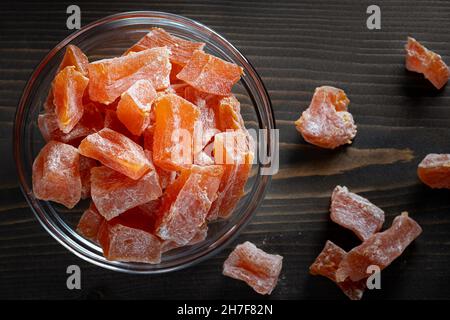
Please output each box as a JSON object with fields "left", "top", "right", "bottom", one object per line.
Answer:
{"left": 14, "top": 11, "right": 274, "bottom": 274}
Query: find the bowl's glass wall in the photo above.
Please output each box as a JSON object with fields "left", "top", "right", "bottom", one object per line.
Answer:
{"left": 14, "top": 12, "right": 274, "bottom": 273}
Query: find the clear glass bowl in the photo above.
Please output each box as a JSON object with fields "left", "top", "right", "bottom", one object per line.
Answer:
{"left": 13, "top": 11, "right": 274, "bottom": 274}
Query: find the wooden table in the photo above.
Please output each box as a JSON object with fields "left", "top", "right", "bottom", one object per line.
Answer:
{"left": 1, "top": 0, "right": 450, "bottom": 300}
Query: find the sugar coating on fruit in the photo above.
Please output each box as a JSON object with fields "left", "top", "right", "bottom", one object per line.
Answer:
{"left": 310, "top": 240, "right": 366, "bottom": 300}
{"left": 223, "top": 241, "right": 283, "bottom": 295}
{"left": 52, "top": 66, "right": 89, "bottom": 133}
{"left": 330, "top": 186, "right": 385, "bottom": 241}
{"left": 156, "top": 165, "right": 223, "bottom": 245}
{"left": 79, "top": 156, "right": 97, "bottom": 199}
{"left": 79, "top": 128, "right": 151, "bottom": 180}
{"left": 126, "top": 27, "right": 205, "bottom": 66}
{"left": 177, "top": 50, "right": 243, "bottom": 96}
{"left": 57, "top": 44, "right": 89, "bottom": 76}
{"left": 32, "top": 141, "right": 81, "bottom": 208}
{"left": 405, "top": 37, "right": 449, "bottom": 90}
{"left": 208, "top": 130, "right": 254, "bottom": 220}
{"left": 117, "top": 79, "right": 157, "bottom": 136}
{"left": 76, "top": 203, "right": 104, "bottom": 241}
{"left": 336, "top": 212, "right": 422, "bottom": 282}
{"left": 417, "top": 153, "right": 450, "bottom": 189}
{"left": 152, "top": 94, "right": 200, "bottom": 171}
{"left": 214, "top": 95, "right": 245, "bottom": 131}
{"left": 295, "top": 86, "right": 357, "bottom": 149}
{"left": 161, "top": 223, "right": 208, "bottom": 253}
{"left": 90, "top": 165, "right": 162, "bottom": 220}
{"left": 88, "top": 47, "right": 171, "bottom": 104}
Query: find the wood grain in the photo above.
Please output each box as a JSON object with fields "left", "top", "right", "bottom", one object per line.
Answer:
{"left": 1, "top": 0, "right": 450, "bottom": 300}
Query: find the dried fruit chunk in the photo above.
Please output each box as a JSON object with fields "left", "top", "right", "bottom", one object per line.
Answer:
{"left": 336, "top": 212, "right": 422, "bottom": 282}
{"left": 417, "top": 154, "right": 450, "bottom": 189}
{"left": 161, "top": 224, "right": 208, "bottom": 253}
{"left": 125, "top": 28, "right": 205, "bottom": 66}
{"left": 177, "top": 50, "right": 243, "bottom": 96}
{"left": 79, "top": 156, "right": 97, "bottom": 199}
{"left": 310, "top": 241, "right": 366, "bottom": 300}
{"left": 405, "top": 37, "right": 449, "bottom": 90}
{"left": 90, "top": 165, "right": 162, "bottom": 220}
{"left": 32, "top": 141, "right": 81, "bottom": 208}
{"left": 103, "top": 110, "right": 140, "bottom": 143}
{"left": 57, "top": 44, "right": 89, "bottom": 76}
{"left": 295, "top": 86, "right": 357, "bottom": 149}
{"left": 76, "top": 203, "right": 104, "bottom": 241}
{"left": 52, "top": 66, "right": 89, "bottom": 133}
{"left": 97, "top": 210, "right": 162, "bottom": 264}
{"left": 214, "top": 95, "right": 245, "bottom": 131}
{"left": 153, "top": 94, "right": 200, "bottom": 171}
{"left": 223, "top": 241, "right": 283, "bottom": 295}
{"left": 156, "top": 165, "right": 223, "bottom": 245}
{"left": 79, "top": 128, "right": 151, "bottom": 180}
{"left": 88, "top": 47, "right": 171, "bottom": 104}
{"left": 208, "top": 131, "right": 254, "bottom": 220}
{"left": 330, "top": 186, "right": 385, "bottom": 241}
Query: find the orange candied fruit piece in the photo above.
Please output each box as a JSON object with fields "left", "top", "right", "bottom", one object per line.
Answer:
{"left": 32, "top": 141, "right": 81, "bottom": 208}
{"left": 76, "top": 202, "right": 104, "bottom": 242}
{"left": 214, "top": 94, "right": 245, "bottom": 131}
{"left": 336, "top": 212, "right": 422, "bottom": 282}
{"left": 153, "top": 94, "right": 200, "bottom": 171}
{"left": 417, "top": 153, "right": 450, "bottom": 189}
{"left": 310, "top": 241, "right": 366, "bottom": 300}
{"left": 57, "top": 44, "right": 89, "bottom": 76}
{"left": 405, "top": 37, "right": 449, "bottom": 90}
{"left": 90, "top": 165, "right": 162, "bottom": 220}
{"left": 79, "top": 128, "right": 151, "bottom": 180}
{"left": 223, "top": 241, "right": 283, "bottom": 295}
{"left": 208, "top": 130, "right": 254, "bottom": 220}
{"left": 177, "top": 50, "right": 243, "bottom": 96}
{"left": 103, "top": 109, "right": 140, "bottom": 143}
{"left": 79, "top": 155, "right": 98, "bottom": 199}
{"left": 330, "top": 186, "right": 385, "bottom": 241}
{"left": 125, "top": 27, "right": 205, "bottom": 67}
{"left": 161, "top": 223, "right": 208, "bottom": 253}
{"left": 88, "top": 47, "right": 171, "bottom": 105}
{"left": 117, "top": 79, "right": 157, "bottom": 136}
{"left": 52, "top": 66, "right": 89, "bottom": 133}
{"left": 295, "top": 86, "right": 357, "bottom": 149}
{"left": 155, "top": 165, "right": 223, "bottom": 245}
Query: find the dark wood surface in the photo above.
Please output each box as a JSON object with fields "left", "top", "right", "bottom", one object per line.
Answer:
{"left": 1, "top": 0, "right": 450, "bottom": 300}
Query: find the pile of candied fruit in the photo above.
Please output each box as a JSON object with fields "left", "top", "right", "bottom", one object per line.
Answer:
{"left": 33, "top": 29, "right": 450, "bottom": 298}
{"left": 33, "top": 28, "right": 254, "bottom": 265}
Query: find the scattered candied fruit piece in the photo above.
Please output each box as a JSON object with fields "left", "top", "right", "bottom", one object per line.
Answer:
{"left": 310, "top": 241, "right": 366, "bottom": 300}
{"left": 79, "top": 128, "right": 151, "bottom": 180}
{"left": 153, "top": 94, "right": 200, "bottom": 171}
{"left": 52, "top": 66, "right": 89, "bottom": 133}
{"left": 117, "top": 79, "right": 157, "bottom": 136}
{"left": 417, "top": 154, "right": 450, "bottom": 189}
{"left": 156, "top": 165, "right": 223, "bottom": 245}
{"left": 405, "top": 37, "right": 449, "bottom": 90}
{"left": 32, "top": 141, "right": 81, "bottom": 209}
{"left": 330, "top": 186, "right": 385, "bottom": 241}
{"left": 79, "top": 155, "right": 97, "bottom": 199}
{"left": 336, "top": 212, "right": 422, "bottom": 282}
{"left": 57, "top": 44, "right": 89, "bottom": 76}
{"left": 208, "top": 131, "right": 254, "bottom": 220}
{"left": 88, "top": 47, "right": 171, "bottom": 104}
{"left": 125, "top": 27, "right": 205, "bottom": 66}
{"left": 76, "top": 203, "right": 104, "bottom": 242}
{"left": 295, "top": 86, "right": 357, "bottom": 149}
{"left": 223, "top": 241, "right": 283, "bottom": 295}
{"left": 90, "top": 165, "right": 162, "bottom": 220}
{"left": 177, "top": 50, "right": 243, "bottom": 96}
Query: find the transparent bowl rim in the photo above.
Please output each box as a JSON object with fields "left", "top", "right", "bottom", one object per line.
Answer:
{"left": 13, "top": 11, "right": 275, "bottom": 274}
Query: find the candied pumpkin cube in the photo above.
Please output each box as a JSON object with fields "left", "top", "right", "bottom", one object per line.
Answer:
{"left": 336, "top": 212, "right": 422, "bottom": 282}
{"left": 52, "top": 66, "right": 89, "bottom": 133}
{"left": 76, "top": 202, "right": 104, "bottom": 242}
{"left": 117, "top": 79, "right": 157, "bottom": 136}
{"left": 153, "top": 94, "right": 200, "bottom": 171}
{"left": 330, "top": 186, "right": 385, "bottom": 241}
{"left": 32, "top": 141, "right": 81, "bottom": 208}
{"left": 156, "top": 165, "right": 223, "bottom": 245}
{"left": 223, "top": 241, "right": 283, "bottom": 295}
{"left": 57, "top": 44, "right": 89, "bottom": 76}
{"left": 79, "top": 155, "right": 97, "bottom": 199}
{"left": 214, "top": 94, "right": 245, "bottom": 131}
{"left": 90, "top": 165, "right": 162, "bottom": 220}
{"left": 161, "top": 223, "right": 208, "bottom": 253}
{"left": 79, "top": 128, "right": 151, "bottom": 180}
{"left": 88, "top": 47, "right": 171, "bottom": 104}
{"left": 177, "top": 50, "right": 243, "bottom": 96}
{"left": 417, "top": 154, "right": 450, "bottom": 189}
